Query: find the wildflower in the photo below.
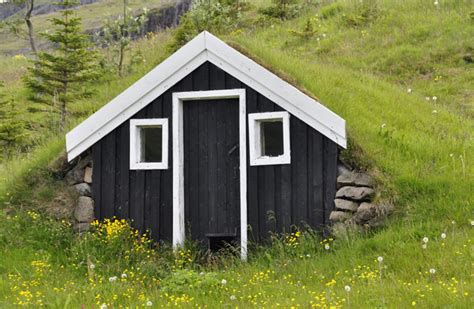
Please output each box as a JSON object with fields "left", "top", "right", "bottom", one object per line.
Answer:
{"left": 451, "top": 220, "right": 455, "bottom": 225}
{"left": 432, "top": 110, "right": 438, "bottom": 114}
{"left": 89, "top": 264, "right": 95, "bottom": 270}
{"left": 441, "top": 233, "right": 447, "bottom": 239}
{"left": 322, "top": 33, "right": 327, "bottom": 38}
{"left": 377, "top": 256, "right": 383, "bottom": 263}
{"left": 432, "top": 96, "right": 437, "bottom": 101}
{"left": 221, "top": 279, "right": 227, "bottom": 285}
{"left": 121, "top": 273, "right": 127, "bottom": 279}
{"left": 412, "top": 301, "right": 416, "bottom": 306}
{"left": 470, "top": 220, "right": 474, "bottom": 226}
{"left": 230, "top": 295, "right": 237, "bottom": 301}
{"left": 344, "top": 285, "right": 351, "bottom": 292}
{"left": 422, "top": 237, "right": 429, "bottom": 244}
{"left": 306, "top": 254, "right": 311, "bottom": 258}
{"left": 381, "top": 123, "right": 386, "bottom": 128}
{"left": 407, "top": 88, "right": 413, "bottom": 93}
{"left": 434, "top": 1, "right": 439, "bottom": 5}
{"left": 146, "top": 300, "right": 153, "bottom": 307}
{"left": 324, "top": 244, "right": 330, "bottom": 250}
{"left": 425, "top": 97, "right": 430, "bottom": 101}
{"left": 100, "top": 304, "right": 108, "bottom": 309}
{"left": 199, "top": 272, "right": 205, "bottom": 276}
{"left": 429, "top": 268, "right": 436, "bottom": 274}
{"left": 422, "top": 244, "right": 427, "bottom": 249}
{"left": 109, "top": 276, "right": 118, "bottom": 283}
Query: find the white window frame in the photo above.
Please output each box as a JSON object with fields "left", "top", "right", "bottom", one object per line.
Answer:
{"left": 172, "top": 89, "right": 248, "bottom": 260}
{"left": 248, "top": 111, "right": 291, "bottom": 166}
{"left": 129, "top": 118, "right": 169, "bottom": 170}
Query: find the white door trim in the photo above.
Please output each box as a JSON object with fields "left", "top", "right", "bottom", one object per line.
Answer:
{"left": 172, "top": 89, "right": 247, "bottom": 260}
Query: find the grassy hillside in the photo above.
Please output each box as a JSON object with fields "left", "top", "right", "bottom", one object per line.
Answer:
{"left": 0, "top": 0, "right": 176, "bottom": 54}
{"left": 0, "top": 0, "right": 472, "bottom": 307}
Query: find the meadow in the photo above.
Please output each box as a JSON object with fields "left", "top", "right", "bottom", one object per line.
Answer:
{"left": 0, "top": 0, "right": 472, "bottom": 307}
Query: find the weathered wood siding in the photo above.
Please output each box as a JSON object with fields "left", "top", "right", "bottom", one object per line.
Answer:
{"left": 91, "top": 61, "right": 338, "bottom": 243}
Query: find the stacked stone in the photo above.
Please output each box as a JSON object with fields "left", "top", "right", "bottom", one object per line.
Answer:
{"left": 65, "top": 155, "right": 94, "bottom": 233}
{"left": 330, "top": 170, "right": 390, "bottom": 227}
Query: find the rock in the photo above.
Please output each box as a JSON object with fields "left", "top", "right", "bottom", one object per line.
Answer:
{"left": 335, "top": 186, "right": 375, "bottom": 201}
{"left": 329, "top": 211, "right": 352, "bottom": 223}
{"left": 74, "top": 196, "right": 94, "bottom": 223}
{"left": 73, "top": 222, "right": 91, "bottom": 233}
{"left": 334, "top": 199, "right": 359, "bottom": 212}
{"left": 353, "top": 202, "right": 377, "bottom": 224}
{"left": 337, "top": 163, "right": 351, "bottom": 176}
{"left": 65, "top": 167, "right": 85, "bottom": 186}
{"left": 337, "top": 171, "right": 374, "bottom": 188}
{"left": 84, "top": 167, "right": 93, "bottom": 184}
{"left": 74, "top": 183, "right": 91, "bottom": 197}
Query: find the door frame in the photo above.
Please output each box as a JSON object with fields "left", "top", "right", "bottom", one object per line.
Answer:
{"left": 172, "top": 89, "right": 247, "bottom": 260}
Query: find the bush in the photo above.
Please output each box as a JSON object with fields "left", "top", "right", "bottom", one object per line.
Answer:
{"left": 342, "top": 0, "right": 381, "bottom": 28}
{"left": 169, "top": 0, "right": 248, "bottom": 50}
{"left": 259, "top": 0, "right": 301, "bottom": 21}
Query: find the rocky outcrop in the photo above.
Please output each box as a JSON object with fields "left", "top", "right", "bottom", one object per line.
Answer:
{"left": 330, "top": 165, "right": 393, "bottom": 229}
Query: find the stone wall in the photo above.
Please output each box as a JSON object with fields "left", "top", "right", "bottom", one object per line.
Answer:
{"left": 330, "top": 162, "right": 393, "bottom": 229}
{"left": 64, "top": 154, "right": 94, "bottom": 233}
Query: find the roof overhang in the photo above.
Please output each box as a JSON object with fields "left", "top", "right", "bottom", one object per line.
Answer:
{"left": 66, "top": 31, "right": 346, "bottom": 161}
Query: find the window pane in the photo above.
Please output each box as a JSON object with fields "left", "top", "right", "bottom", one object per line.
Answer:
{"left": 140, "top": 126, "right": 163, "bottom": 162}
{"left": 261, "top": 120, "right": 284, "bottom": 157}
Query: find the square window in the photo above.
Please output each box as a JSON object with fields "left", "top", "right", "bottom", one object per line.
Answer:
{"left": 248, "top": 112, "right": 290, "bottom": 166}
{"left": 130, "top": 118, "right": 169, "bottom": 170}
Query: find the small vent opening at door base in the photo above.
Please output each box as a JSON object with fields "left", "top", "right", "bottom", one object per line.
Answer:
{"left": 206, "top": 234, "right": 237, "bottom": 252}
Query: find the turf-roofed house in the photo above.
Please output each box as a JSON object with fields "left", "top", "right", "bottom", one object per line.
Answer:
{"left": 66, "top": 31, "right": 347, "bottom": 260}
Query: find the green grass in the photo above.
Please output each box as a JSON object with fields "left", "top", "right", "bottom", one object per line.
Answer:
{"left": 0, "top": 0, "right": 473, "bottom": 307}
{"left": 0, "top": 0, "right": 175, "bottom": 54}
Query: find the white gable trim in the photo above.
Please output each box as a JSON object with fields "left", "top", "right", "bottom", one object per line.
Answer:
{"left": 66, "top": 31, "right": 346, "bottom": 161}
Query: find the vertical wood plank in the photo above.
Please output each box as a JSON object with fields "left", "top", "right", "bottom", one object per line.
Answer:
{"left": 91, "top": 142, "right": 102, "bottom": 219}
{"left": 246, "top": 88, "right": 259, "bottom": 242}
{"left": 101, "top": 132, "right": 116, "bottom": 219}
{"left": 118, "top": 123, "right": 130, "bottom": 219}
{"left": 323, "top": 139, "right": 338, "bottom": 226}
{"left": 311, "top": 132, "right": 324, "bottom": 228}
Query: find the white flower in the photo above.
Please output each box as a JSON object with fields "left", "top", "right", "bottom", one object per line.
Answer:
{"left": 377, "top": 256, "right": 383, "bottom": 263}
{"left": 322, "top": 33, "right": 327, "bottom": 37}
{"left": 230, "top": 295, "right": 237, "bottom": 301}
{"left": 470, "top": 220, "right": 474, "bottom": 226}
{"left": 426, "top": 97, "right": 431, "bottom": 101}
{"left": 422, "top": 237, "right": 429, "bottom": 244}
{"left": 381, "top": 123, "right": 386, "bottom": 128}
{"left": 449, "top": 153, "right": 454, "bottom": 157}
{"left": 441, "top": 233, "right": 447, "bottom": 239}
{"left": 432, "top": 96, "right": 438, "bottom": 101}
{"left": 344, "top": 285, "right": 351, "bottom": 292}
{"left": 109, "top": 276, "right": 118, "bottom": 283}
{"left": 407, "top": 88, "right": 412, "bottom": 93}
{"left": 451, "top": 220, "right": 455, "bottom": 225}
{"left": 221, "top": 279, "right": 227, "bottom": 285}
{"left": 434, "top": 1, "right": 439, "bottom": 5}
{"left": 324, "top": 244, "right": 330, "bottom": 250}
{"left": 146, "top": 300, "right": 153, "bottom": 307}
{"left": 422, "top": 244, "right": 427, "bottom": 249}
{"left": 429, "top": 268, "right": 436, "bottom": 274}
{"left": 199, "top": 272, "right": 205, "bottom": 276}
{"left": 121, "top": 273, "right": 127, "bottom": 279}
{"left": 432, "top": 110, "right": 438, "bottom": 114}
{"left": 306, "top": 254, "right": 311, "bottom": 258}
{"left": 89, "top": 263, "right": 95, "bottom": 270}
{"left": 100, "top": 304, "right": 108, "bottom": 309}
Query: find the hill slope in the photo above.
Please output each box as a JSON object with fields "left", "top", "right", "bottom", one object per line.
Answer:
{"left": 0, "top": 0, "right": 472, "bottom": 307}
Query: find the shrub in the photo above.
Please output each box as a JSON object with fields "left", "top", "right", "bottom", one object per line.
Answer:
{"left": 259, "top": 0, "right": 301, "bottom": 21}
{"left": 342, "top": 0, "right": 381, "bottom": 28}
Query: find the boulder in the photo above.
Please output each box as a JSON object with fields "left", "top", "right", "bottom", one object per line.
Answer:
{"left": 74, "top": 196, "right": 94, "bottom": 223}
{"left": 353, "top": 202, "right": 377, "bottom": 224}
{"left": 74, "top": 183, "right": 92, "bottom": 197}
{"left": 73, "top": 222, "right": 91, "bottom": 233}
{"left": 334, "top": 199, "right": 359, "bottom": 212}
{"left": 84, "top": 166, "right": 93, "bottom": 184}
{"left": 329, "top": 211, "right": 352, "bottom": 223}
{"left": 337, "top": 171, "right": 374, "bottom": 188}
{"left": 335, "top": 186, "right": 375, "bottom": 201}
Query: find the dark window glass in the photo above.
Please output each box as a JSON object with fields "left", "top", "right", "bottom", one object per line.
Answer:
{"left": 261, "top": 120, "right": 284, "bottom": 157}
{"left": 140, "top": 126, "right": 163, "bottom": 162}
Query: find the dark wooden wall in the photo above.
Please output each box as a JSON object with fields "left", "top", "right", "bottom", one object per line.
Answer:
{"left": 91, "top": 61, "right": 338, "bottom": 243}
